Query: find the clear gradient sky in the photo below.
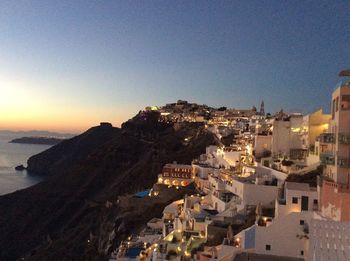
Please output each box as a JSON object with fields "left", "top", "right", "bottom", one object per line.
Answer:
{"left": 0, "top": 1, "right": 349, "bottom": 133}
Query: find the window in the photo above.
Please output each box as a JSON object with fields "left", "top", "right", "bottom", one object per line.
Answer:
{"left": 266, "top": 245, "right": 271, "bottom": 251}
{"left": 332, "top": 99, "right": 335, "bottom": 119}
{"left": 301, "top": 250, "right": 304, "bottom": 256}
{"left": 336, "top": 96, "right": 339, "bottom": 112}
{"left": 300, "top": 220, "right": 305, "bottom": 225}
{"left": 313, "top": 199, "right": 318, "bottom": 204}
{"left": 292, "top": 197, "right": 298, "bottom": 204}
{"left": 341, "top": 95, "right": 350, "bottom": 110}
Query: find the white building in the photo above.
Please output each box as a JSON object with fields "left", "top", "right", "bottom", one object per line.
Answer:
{"left": 235, "top": 182, "right": 318, "bottom": 259}
{"left": 254, "top": 135, "right": 272, "bottom": 158}
{"left": 204, "top": 146, "right": 242, "bottom": 169}
{"left": 207, "top": 168, "right": 281, "bottom": 213}
{"left": 271, "top": 115, "right": 303, "bottom": 158}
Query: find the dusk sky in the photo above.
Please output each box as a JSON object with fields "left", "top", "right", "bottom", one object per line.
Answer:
{"left": 0, "top": 1, "right": 349, "bottom": 133}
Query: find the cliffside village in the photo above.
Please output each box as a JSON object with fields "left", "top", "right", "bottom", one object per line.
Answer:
{"left": 110, "top": 72, "right": 350, "bottom": 261}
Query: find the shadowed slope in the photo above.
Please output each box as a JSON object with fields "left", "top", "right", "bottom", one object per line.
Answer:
{"left": 0, "top": 112, "right": 217, "bottom": 260}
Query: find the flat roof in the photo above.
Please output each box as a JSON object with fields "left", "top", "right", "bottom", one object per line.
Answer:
{"left": 285, "top": 182, "right": 312, "bottom": 191}
{"left": 234, "top": 252, "right": 303, "bottom": 261}
{"left": 164, "top": 163, "right": 192, "bottom": 168}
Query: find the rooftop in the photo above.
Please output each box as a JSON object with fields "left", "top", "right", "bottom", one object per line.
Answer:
{"left": 164, "top": 163, "right": 192, "bottom": 169}
{"left": 285, "top": 182, "right": 315, "bottom": 192}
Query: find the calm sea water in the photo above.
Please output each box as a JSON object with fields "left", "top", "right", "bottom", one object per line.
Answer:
{"left": 0, "top": 134, "right": 51, "bottom": 195}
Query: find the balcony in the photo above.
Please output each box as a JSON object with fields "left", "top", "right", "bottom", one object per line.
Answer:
{"left": 319, "top": 133, "right": 335, "bottom": 144}
{"left": 213, "top": 191, "right": 234, "bottom": 203}
{"left": 337, "top": 157, "right": 350, "bottom": 168}
{"left": 277, "top": 198, "right": 286, "bottom": 205}
{"left": 338, "top": 133, "right": 350, "bottom": 145}
{"left": 320, "top": 152, "right": 335, "bottom": 165}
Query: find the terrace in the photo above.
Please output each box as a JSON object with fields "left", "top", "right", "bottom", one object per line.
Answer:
{"left": 320, "top": 152, "right": 335, "bottom": 165}
{"left": 337, "top": 157, "right": 350, "bottom": 168}
{"left": 319, "top": 133, "right": 335, "bottom": 144}
{"left": 338, "top": 133, "right": 350, "bottom": 144}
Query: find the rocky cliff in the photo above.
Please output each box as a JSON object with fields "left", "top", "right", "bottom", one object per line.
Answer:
{"left": 0, "top": 111, "right": 217, "bottom": 260}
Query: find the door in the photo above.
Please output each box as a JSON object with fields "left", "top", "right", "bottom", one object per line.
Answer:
{"left": 301, "top": 196, "right": 309, "bottom": 211}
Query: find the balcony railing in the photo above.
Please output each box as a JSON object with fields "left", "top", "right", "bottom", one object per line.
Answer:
{"left": 337, "top": 157, "right": 350, "bottom": 168}
{"left": 338, "top": 133, "right": 350, "bottom": 145}
{"left": 319, "top": 133, "right": 335, "bottom": 144}
{"left": 320, "top": 152, "right": 335, "bottom": 165}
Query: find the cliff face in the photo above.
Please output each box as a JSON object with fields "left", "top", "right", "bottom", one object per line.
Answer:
{"left": 0, "top": 112, "right": 217, "bottom": 260}
{"left": 26, "top": 123, "right": 121, "bottom": 176}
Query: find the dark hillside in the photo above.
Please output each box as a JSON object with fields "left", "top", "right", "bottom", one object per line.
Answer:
{"left": 27, "top": 122, "right": 120, "bottom": 176}
{"left": 0, "top": 111, "right": 217, "bottom": 260}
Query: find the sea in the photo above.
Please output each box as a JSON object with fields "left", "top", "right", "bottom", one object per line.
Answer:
{"left": 0, "top": 133, "right": 51, "bottom": 195}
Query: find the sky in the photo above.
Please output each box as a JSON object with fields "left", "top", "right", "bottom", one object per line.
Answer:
{"left": 0, "top": 1, "right": 349, "bottom": 133}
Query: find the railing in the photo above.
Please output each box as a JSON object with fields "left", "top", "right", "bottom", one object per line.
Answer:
{"left": 319, "top": 133, "right": 335, "bottom": 144}
{"left": 320, "top": 152, "right": 335, "bottom": 165}
{"left": 338, "top": 133, "right": 350, "bottom": 145}
{"left": 337, "top": 157, "right": 350, "bottom": 168}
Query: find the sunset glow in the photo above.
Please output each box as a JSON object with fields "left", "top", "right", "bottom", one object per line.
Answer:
{"left": 0, "top": 1, "right": 349, "bottom": 133}
{"left": 0, "top": 77, "right": 135, "bottom": 132}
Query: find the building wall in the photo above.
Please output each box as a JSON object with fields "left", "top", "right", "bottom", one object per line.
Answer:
{"left": 208, "top": 175, "right": 226, "bottom": 191}
{"left": 225, "top": 179, "right": 278, "bottom": 208}
{"left": 320, "top": 84, "right": 350, "bottom": 222}
{"left": 302, "top": 109, "right": 330, "bottom": 149}
{"left": 235, "top": 182, "right": 318, "bottom": 258}
{"left": 225, "top": 179, "right": 244, "bottom": 199}
{"left": 254, "top": 212, "right": 310, "bottom": 259}
{"left": 254, "top": 135, "right": 272, "bottom": 157}
{"left": 194, "top": 177, "right": 210, "bottom": 194}
{"left": 329, "top": 85, "right": 350, "bottom": 184}
{"left": 223, "top": 151, "right": 241, "bottom": 167}
{"left": 320, "top": 180, "right": 350, "bottom": 221}
{"left": 272, "top": 120, "right": 291, "bottom": 157}
{"left": 162, "top": 165, "right": 192, "bottom": 179}
{"left": 211, "top": 193, "right": 229, "bottom": 212}
{"left": 255, "top": 164, "right": 288, "bottom": 183}
{"left": 242, "top": 183, "right": 278, "bottom": 207}
{"left": 272, "top": 116, "right": 303, "bottom": 157}
{"left": 275, "top": 185, "right": 318, "bottom": 219}
{"left": 160, "top": 164, "right": 193, "bottom": 186}
{"left": 192, "top": 164, "right": 213, "bottom": 179}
